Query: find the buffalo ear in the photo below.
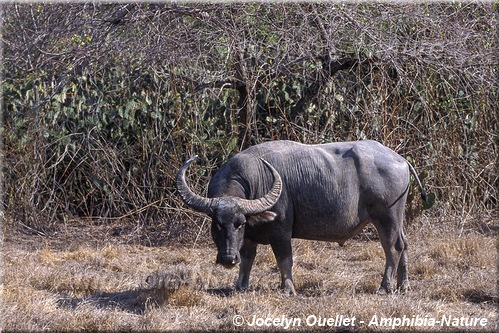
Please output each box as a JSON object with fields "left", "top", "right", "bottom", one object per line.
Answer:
{"left": 247, "top": 211, "right": 277, "bottom": 226}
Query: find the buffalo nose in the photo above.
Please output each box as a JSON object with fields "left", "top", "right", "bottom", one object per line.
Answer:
{"left": 217, "top": 254, "right": 240, "bottom": 267}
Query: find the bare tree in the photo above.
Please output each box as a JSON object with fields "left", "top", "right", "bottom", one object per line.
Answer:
{"left": 2, "top": 3, "right": 496, "bottom": 230}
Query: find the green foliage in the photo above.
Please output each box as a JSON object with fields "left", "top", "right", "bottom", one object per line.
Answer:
{"left": 423, "top": 193, "right": 437, "bottom": 211}
{"left": 2, "top": 60, "right": 237, "bottom": 225}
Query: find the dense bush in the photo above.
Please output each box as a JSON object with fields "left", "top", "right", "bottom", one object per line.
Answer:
{"left": 2, "top": 3, "right": 497, "bottom": 233}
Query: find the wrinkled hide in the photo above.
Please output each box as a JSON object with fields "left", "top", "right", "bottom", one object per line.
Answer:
{"left": 177, "top": 140, "right": 426, "bottom": 295}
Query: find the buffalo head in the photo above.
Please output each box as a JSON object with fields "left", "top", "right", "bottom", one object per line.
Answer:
{"left": 176, "top": 156, "right": 282, "bottom": 268}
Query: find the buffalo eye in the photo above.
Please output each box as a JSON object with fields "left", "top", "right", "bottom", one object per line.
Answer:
{"left": 235, "top": 220, "right": 246, "bottom": 230}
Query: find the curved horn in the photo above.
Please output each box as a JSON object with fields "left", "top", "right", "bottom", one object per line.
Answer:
{"left": 176, "top": 155, "right": 215, "bottom": 214}
{"left": 239, "top": 158, "right": 283, "bottom": 215}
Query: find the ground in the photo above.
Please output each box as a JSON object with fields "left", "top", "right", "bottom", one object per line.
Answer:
{"left": 1, "top": 215, "right": 497, "bottom": 332}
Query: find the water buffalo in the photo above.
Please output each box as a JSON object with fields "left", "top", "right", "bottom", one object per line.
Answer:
{"left": 176, "top": 140, "right": 426, "bottom": 295}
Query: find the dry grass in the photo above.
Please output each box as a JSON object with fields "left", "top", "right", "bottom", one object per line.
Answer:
{"left": 1, "top": 216, "right": 497, "bottom": 332}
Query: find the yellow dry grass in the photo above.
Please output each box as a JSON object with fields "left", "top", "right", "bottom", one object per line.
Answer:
{"left": 1, "top": 216, "right": 497, "bottom": 332}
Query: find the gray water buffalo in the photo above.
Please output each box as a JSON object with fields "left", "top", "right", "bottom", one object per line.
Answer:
{"left": 176, "top": 140, "right": 426, "bottom": 295}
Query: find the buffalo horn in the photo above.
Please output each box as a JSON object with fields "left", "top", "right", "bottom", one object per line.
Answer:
{"left": 176, "top": 155, "right": 215, "bottom": 214}
{"left": 238, "top": 158, "right": 282, "bottom": 215}
{"left": 176, "top": 156, "right": 282, "bottom": 215}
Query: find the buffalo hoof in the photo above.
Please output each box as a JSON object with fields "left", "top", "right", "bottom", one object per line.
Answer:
{"left": 235, "top": 285, "right": 249, "bottom": 292}
{"left": 376, "top": 287, "right": 390, "bottom": 295}
{"left": 377, "top": 285, "right": 408, "bottom": 295}
{"left": 280, "top": 280, "right": 297, "bottom": 296}
{"left": 397, "top": 281, "right": 410, "bottom": 294}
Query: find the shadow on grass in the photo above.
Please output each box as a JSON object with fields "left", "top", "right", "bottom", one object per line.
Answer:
{"left": 207, "top": 287, "right": 235, "bottom": 297}
{"left": 477, "top": 224, "right": 499, "bottom": 237}
{"left": 56, "top": 267, "right": 237, "bottom": 314}
{"left": 57, "top": 288, "right": 153, "bottom": 314}
{"left": 463, "top": 289, "right": 499, "bottom": 305}
{"left": 58, "top": 286, "right": 237, "bottom": 314}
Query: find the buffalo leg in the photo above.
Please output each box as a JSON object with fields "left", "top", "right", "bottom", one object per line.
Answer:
{"left": 396, "top": 229, "right": 409, "bottom": 292}
{"left": 236, "top": 239, "right": 257, "bottom": 291}
{"left": 373, "top": 214, "right": 407, "bottom": 294}
{"left": 271, "top": 240, "right": 296, "bottom": 295}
